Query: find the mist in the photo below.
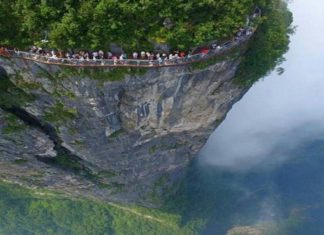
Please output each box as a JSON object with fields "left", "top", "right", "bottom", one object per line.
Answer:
{"left": 199, "top": 0, "right": 324, "bottom": 171}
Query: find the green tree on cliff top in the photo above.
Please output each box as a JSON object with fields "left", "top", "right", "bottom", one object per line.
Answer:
{"left": 0, "top": 0, "right": 262, "bottom": 51}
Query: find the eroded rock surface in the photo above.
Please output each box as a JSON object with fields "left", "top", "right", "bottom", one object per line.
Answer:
{"left": 0, "top": 54, "right": 248, "bottom": 205}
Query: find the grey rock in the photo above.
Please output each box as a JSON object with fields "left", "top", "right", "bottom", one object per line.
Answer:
{"left": 0, "top": 54, "right": 249, "bottom": 206}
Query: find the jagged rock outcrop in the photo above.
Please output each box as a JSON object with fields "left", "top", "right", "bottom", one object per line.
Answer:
{"left": 0, "top": 53, "right": 248, "bottom": 205}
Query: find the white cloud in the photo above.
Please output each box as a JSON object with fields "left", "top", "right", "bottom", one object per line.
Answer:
{"left": 200, "top": 0, "right": 324, "bottom": 171}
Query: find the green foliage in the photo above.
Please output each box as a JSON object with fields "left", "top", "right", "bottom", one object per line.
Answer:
{"left": 0, "top": 73, "right": 35, "bottom": 108}
{"left": 0, "top": 181, "right": 202, "bottom": 235}
{"left": 0, "top": 1, "right": 22, "bottom": 46}
{"left": 15, "top": 78, "right": 43, "bottom": 91}
{"left": 235, "top": 0, "right": 293, "bottom": 86}
{"left": 109, "top": 129, "right": 124, "bottom": 138}
{"left": 57, "top": 67, "right": 148, "bottom": 82}
{"left": 54, "top": 154, "right": 83, "bottom": 171}
{"left": 2, "top": 113, "right": 26, "bottom": 134}
{"left": 43, "top": 154, "right": 102, "bottom": 184}
{"left": 43, "top": 102, "right": 77, "bottom": 124}
{"left": 97, "top": 170, "right": 118, "bottom": 178}
{"left": 147, "top": 175, "right": 168, "bottom": 204}
{"left": 0, "top": 182, "right": 114, "bottom": 235}
{"left": 149, "top": 145, "right": 157, "bottom": 154}
{"left": 13, "top": 158, "right": 29, "bottom": 164}
{"left": 0, "top": 0, "right": 257, "bottom": 51}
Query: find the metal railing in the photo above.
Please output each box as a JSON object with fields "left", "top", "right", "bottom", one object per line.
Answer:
{"left": 6, "top": 30, "right": 254, "bottom": 68}
{"left": 2, "top": 10, "right": 260, "bottom": 68}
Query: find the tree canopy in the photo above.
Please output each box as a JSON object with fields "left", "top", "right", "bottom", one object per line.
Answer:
{"left": 235, "top": 0, "right": 293, "bottom": 86}
{"left": 0, "top": 182, "right": 201, "bottom": 235}
{"left": 0, "top": 0, "right": 262, "bottom": 51}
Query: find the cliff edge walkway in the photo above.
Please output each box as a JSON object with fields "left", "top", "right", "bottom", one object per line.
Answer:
{"left": 0, "top": 10, "right": 261, "bottom": 68}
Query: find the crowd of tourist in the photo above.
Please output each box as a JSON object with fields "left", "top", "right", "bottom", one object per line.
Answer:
{"left": 25, "top": 26, "right": 253, "bottom": 65}
{"left": 1, "top": 22, "right": 255, "bottom": 66}
{"left": 27, "top": 46, "right": 190, "bottom": 64}
{"left": 0, "top": 7, "right": 262, "bottom": 66}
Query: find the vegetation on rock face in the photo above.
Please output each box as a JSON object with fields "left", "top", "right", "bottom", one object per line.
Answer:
{"left": 1, "top": 0, "right": 260, "bottom": 51}
{"left": 0, "top": 73, "right": 35, "bottom": 108}
{"left": 58, "top": 67, "right": 148, "bottom": 82}
{"left": 2, "top": 112, "right": 26, "bottom": 134}
{"left": 43, "top": 102, "right": 78, "bottom": 125}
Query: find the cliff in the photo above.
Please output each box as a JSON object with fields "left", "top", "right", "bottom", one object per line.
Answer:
{"left": 0, "top": 51, "right": 247, "bottom": 205}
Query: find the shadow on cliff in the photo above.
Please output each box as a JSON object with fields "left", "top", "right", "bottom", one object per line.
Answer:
{"left": 0, "top": 66, "right": 7, "bottom": 78}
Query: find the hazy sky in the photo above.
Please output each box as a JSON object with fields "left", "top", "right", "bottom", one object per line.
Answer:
{"left": 200, "top": 0, "right": 324, "bottom": 170}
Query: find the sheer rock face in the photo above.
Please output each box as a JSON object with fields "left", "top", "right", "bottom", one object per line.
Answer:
{"left": 0, "top": 56, "right": 247, "bottom": 205}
